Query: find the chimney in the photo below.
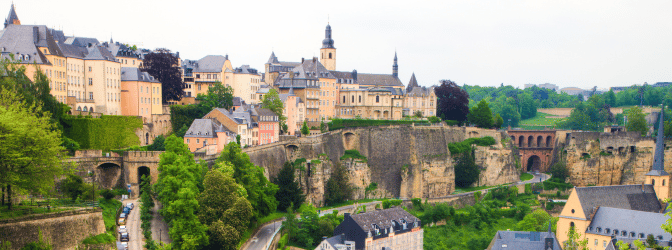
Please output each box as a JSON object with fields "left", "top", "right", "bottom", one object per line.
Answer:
{"left": 33, "top": 27, "right": 39, "bottom": 44}
{"left": 313, "top": 57, "right": 317, "bottom": 63}
{"left": 352, "top": 70, "right": 357, "bottom": 81}
{"left": 301, "top": 58, "right": 304, "bottom": 63}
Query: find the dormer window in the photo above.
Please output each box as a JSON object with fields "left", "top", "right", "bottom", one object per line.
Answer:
{"left": 622, "top": 231, "right": 627, "bottom": 236}
{"left": 639, "top": 233, "right": 645, "bottom": 238}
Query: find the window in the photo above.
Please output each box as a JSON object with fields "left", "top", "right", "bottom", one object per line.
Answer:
{"left": 664, "top": 179, "right": 666, "bottom": 186}
{"left": 359, "top": 96, "right": 362, "bottom": 103}
{"left": 187, "top": 139, "right": 190, "bottom": 143}
{"left": 603, "top": 240, "right": 607, "bottom": 247}
{"left": 376, "top": 96, "right": 380, "bottom": 103}
{"left": 594, "top": 239, "right": 597, "bottom": 246}
{"left": 89, "top": 78, "right": 92, "bottom": 85}
{"left": 196, "top": 74, "right": 200, "bottom": 78}
{"left": 89, "top": 92, "right": 93, "bottom": 100}
{"left": 343, "top": 96, "right": 346, "bottom": 103}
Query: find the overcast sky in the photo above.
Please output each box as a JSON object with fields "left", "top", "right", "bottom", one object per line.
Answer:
{"left": 11, "top": 0, "right": 672, "bottom": 89}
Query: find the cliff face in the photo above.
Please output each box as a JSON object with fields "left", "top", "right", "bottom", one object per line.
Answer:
{"left": 244, "top": 125, "right": 521, "bottom": 205}
{"left": 563, "top": 132, "right": 672, "bottom": 187}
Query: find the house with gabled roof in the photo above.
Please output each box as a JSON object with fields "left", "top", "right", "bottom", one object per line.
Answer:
{"left": 317, "top": 207, "right": 422, "bottom": 250}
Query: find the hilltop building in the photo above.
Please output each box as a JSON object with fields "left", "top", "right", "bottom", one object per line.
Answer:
{"left": 556, "top": 110, "right": 671, "bottom": 250}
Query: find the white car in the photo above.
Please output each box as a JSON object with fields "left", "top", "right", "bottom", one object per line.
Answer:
{"left": 118, "top": 225, "right": 127, "bottom": 233}
{"left": 120, "top": 242, "right": 128, "bottom": 250}
{"left": 120, "top": 213, "right": 127, "bottom": 219}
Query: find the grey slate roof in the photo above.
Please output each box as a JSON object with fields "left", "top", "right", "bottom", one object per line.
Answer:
{"left": 184, "top": 119, "right": 227, "bottom": 138}
{"left": 406, "top": 73, "right": 419, "bottom": 92}
{"left": 587, "top": 207, "right": 671, "bottom": 240}
{"left": 214, "top": 108, "right": 254, "bottom": 129}
{"left": 647, "top": 109, "right": 668, "bottom": 176}
{"left": 194, "top": 55, "right": 226, "bottom": 73}
{"left": 355, "top": 73, "right": 403, "bottom": 87}
{"left": 574, "top": 185, "right": 662, "bottom": 220}
{"left": 104, "top": 41, "right": 141, "bottom": 59}
{"left": 0, "top": 25, "right": 62, "bottom": 64}
{"left": 84, "top": 45, "right": 116, "bottom": 61}
{"left": 267, "top": 51, "right": 279, "bottom": 64}
{"left": 234, "top": 65, "right": 258, "bottom": 74}
{"left": 64, "top": 37, "right": 100, "bottom": 48}
{"left": 232, "top": 97, "right": 244, "bottom": 107}
{"left": 58, "top": 43, "right": 88, "bottom": 59}
{"left": 349, "top": 207, "right": 419, "bottom": 232}
{"left": 121, "top": 67, "right": 159, "bottom": 83}
{"left": 489, "top": 231, "right": 561, "bottom": 250}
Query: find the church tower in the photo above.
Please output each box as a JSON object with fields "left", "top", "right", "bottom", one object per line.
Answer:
{"left": 4, "top": 4, "right": 20, "bottom": 28}
{"left": 645, "top": 108, "right": 669, "bottom": 201}
{"left": 320, "top": 23, "right": 336, "bottom": 71}
{"left": 392, "top": 52, "right": 398, "bottom": 78}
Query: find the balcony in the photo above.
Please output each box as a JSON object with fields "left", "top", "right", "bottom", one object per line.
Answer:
{"left": 76, "top": 98, "right": 95, "bottom": 103}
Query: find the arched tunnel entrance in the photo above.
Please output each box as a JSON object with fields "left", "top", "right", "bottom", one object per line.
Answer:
{"left": 138, "top": 166, "right": 150, "bottom": 194}
{"left": 526, "top": 155, "right": 541, "bottom": 172}
{"left": 97, "top": 163, "right": 122, "bottom": 189}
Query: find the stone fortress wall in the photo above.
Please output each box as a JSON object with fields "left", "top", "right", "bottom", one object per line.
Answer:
{"left": 0, "top": 209, "right": 106, "bottom": 250}
{"left": 560, "top": 131, "right": 671, "bottom": 189}
{"left": 243, "top": 124, "right": 520, "bottom": 205}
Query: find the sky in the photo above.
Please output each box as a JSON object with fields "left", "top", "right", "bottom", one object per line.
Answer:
{"left": 10, "top": 0, "right": 672, "bottom": 89}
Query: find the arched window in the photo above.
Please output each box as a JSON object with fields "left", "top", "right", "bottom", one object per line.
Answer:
{"left": 570, "top": 222, "right": 575, "bottom": 228}
{"left": 83, "top": 106, "right": 88, "bottom": 112}
{"left": 376, "top": 96, "right": 380, "bottom": 103}
{"left": 89, "top": 107, "right": 93, "bottom": 112}
{"left": 329, "top": 53, "right": 332, "bottom": 59}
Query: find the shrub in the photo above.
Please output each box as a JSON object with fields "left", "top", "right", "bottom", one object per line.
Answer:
{"left": 546, "top": 202, "right": 555, "bottom": 210}
{"left": 549, "top": 161, "right": 570, "bottom": 182}
{"left": 448, "top": 136, "right": 496, "bottom": 155}
{"left": 99, "top": 189, "right": 115, "bottom": 200}
{"left": 340, "top": 150, "right": 367, "bottom": 162}
{"left": 382, "top": 199, "right": 402, "bottom": 209}
{"left": 428, "top": 116, "right": 441, "bottom": 123}
{"left": 411, "top": 198, "right": 423, "bottom": 210}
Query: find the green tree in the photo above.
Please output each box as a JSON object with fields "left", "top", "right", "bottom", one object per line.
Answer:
{"left": 154, "top": 135, "right": 208, "bottom": 249}
{"left": 626, "top": 106, "right": 648, "bottom": 136}
{"left": 262, "top": 89, "right": 285, "bottom": 122}
{"left": 499, "top": 103, "right": 521, "bottom": 127}
{"left": 320, "top": 120, "right": 327, "bottom": 133}
{"left": 467, "top": 99, "right": 494, "bottom": 128}
{"left": 274, "top": 162, "right": 305, "bottom": 212}
{"left": 0, "top": 89, "right": 64, "bottom": 209}
{"left": 217, "top": 142, "right": 278, "bottom": 219}
{"left": 282, "top": 204, "right": 299, "bottom": 244}
{"left": 516, "top": 209, "right": 556, "bottom": 232}
{"left": 550, "top": 160, "right": 570, "bottom": 182}
{"left": 518, "top": 94, "right": 537, "bottom": 119}
{"left": 60, "top": 174, "right": 85, "bottom": 201}
{"left": 324, "top": 164, "right": 353, "bottom": 206}
{"left": 563, "top": 226, "right": 588, "bottom": 250}
{"left": 604, "top": 90, "right": 617, "bottom": 107}
{"left": 147, "top": 135, "right": 166, "bottom": 151}
{"left": 454, "top": 148, "right": 479, "bottom": 188}
{"left": 196, "top": 82, "right": 234, "bottom": 110}
{"left": 493, "top": 114, "right": 504, "bottom": 128}
{"left": 435, "top": 79, "right": 470, "bottom": 122}
{"left": 301, "top": 121, "right": 309, "bottom": 136}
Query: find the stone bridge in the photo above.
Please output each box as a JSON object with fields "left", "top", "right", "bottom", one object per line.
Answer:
{"left": 507, "top": 130, "right": 558, "bottom": 172}
{"left": 66, "top": 150, "right": 217, "bottom": 198}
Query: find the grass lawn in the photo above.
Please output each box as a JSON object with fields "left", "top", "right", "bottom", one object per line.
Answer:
{"left": 519, "top": 112, "right": 563, "bottom": 129}
{"left": 520, "top": 173, "right": 534, "bottom": 181}
{"left": 98, "top": 198, "right": 122, "bottom": 233}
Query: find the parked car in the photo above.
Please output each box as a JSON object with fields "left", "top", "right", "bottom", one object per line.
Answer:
{"left": 120, "top": 232, "right": 129, "bottom": 242}
{"left": 118, "top": 218, "right": 125, "bottom": 225}
{"left": 126, "top": 203, "right": 134, "bottom": 209}
{"left": 122, "top": 207, "right": 130, "bottom": 214}
{"left": 119, "top": 213, "right": 126, "bottom": 219}
{"left": 120, "top": 242, "right": 128, "bottom": 250}
{"left": 118, "top": 225, "right": 127, "bottom": 234}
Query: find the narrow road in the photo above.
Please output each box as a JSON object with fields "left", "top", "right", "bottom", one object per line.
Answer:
{"left": 520, "top": 172, "right": 551, "bottom": 185}
{"left": 243, "top": 201, "right": 382, "bottom": 250}
{"left": 121, "top": 199, "right": 143, "bottom": 250}
{"left": 151, "top": 200, "right": 171, "bottom": 246}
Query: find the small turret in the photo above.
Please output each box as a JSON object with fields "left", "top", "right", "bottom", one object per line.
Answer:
{"left": 4, "top": 4, "right": 20, "bottom": 28}
{"left": 392, "top": 52, "right": 398, "bottom": 78}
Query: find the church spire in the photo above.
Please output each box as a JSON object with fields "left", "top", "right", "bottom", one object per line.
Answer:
{"left": 392, "top": 52, "right": 398, "bottom": 77}
{"left": 322, "top": 23, "right": 335, "bottom": 49}
{"left": 4, "top": 3, "right": 20, "bottom": 28}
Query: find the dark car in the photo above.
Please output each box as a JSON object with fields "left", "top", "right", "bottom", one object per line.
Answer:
{"left": 122, "top": 207, "right": 130, "bottom": 214}
{"left": 120, "top": 232, "right": 129, "bottom": 242}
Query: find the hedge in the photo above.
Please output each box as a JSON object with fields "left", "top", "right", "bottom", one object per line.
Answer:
{"left": 62, "top": 116, "right": 142, "bottom": 151}
{"left": 327, "top": 118, "right": 428, "bottom": 131}
{"left": 448, "top": 136, "right": 496, "bottom": 155}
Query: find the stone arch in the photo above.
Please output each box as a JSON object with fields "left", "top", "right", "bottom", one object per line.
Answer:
{"left": 527, "top": 136, "right": 534, "bottom": 147}
{"left": 537, "top": 136, "right": 543, "bottom": 148}
{"left": 383, "top": 110, "right": 389, "bottom": 119}
{"left": 343, "top": 132, "right": 357, "bottom": 150}
{"left": 96, "top": 163, "right": 122, "bottom": 189}
{"left": 546, "top": 136, "right": 552, "bottom": 147}
{"left": 526, "top": 155, "right": 541, "bottom": 172}
{"left": 138, "top": 166, "right": 150, "bottom": 194}
{"left": 519, "top": 136, "right": 524, "bottom": 147}
{"left": 89, "top": 107, "right": 93, "bottom": 113}
{"left": 286, "top": 144, "right": 299, "bottom": 159}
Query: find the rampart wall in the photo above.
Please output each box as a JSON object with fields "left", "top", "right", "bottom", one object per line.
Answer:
{"left": 0, "top": 209, "right": 105, "bottom": 250}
